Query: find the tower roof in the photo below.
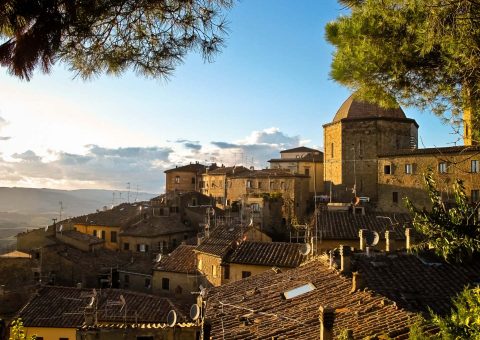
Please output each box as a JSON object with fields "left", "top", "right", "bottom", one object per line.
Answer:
{"left": 333, "top": 93, "right": 406, "bottom": 122}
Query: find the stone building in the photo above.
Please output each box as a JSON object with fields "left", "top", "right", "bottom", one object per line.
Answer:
{"left": 164, "top": 162, "right": 214, "bottom": 194}
{"left": 201, "top": 165, "right": 249, "bottom": 207}
{"left": 268, "top": 146, "right": 324, "bottom": 195}
{"left": 323, "top": 93, "right": 418, "bottom": 203}
{"left": 377, "top": 145, "right": 480, "bottom": 212}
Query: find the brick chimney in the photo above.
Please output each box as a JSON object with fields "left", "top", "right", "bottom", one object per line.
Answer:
{"left": 339, "top": 245, "right": 351, "bottom": 274}
{"left": 350, "top": 271, "right": 363, "bottom": 293}
{"left": 319, "top": 306, "right": 335, "bottom": 340}
{"left": 385, "top": 230, "right": 396, "bottom": 252}
{"left": 405, "top": 228, "right": 414, "bottom": 251}
{"left": 358, "top": 229, "right": 368, "bottom": 251}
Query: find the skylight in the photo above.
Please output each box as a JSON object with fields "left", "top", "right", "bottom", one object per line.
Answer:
{"left": 282, "top": 283, "right": 316, "bottom": 299}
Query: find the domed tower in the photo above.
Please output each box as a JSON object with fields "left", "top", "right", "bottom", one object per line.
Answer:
{"left": 323, "top": 93, "right": 418, "bottom": 203}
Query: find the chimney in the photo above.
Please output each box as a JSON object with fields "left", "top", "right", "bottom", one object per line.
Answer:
{"left": 405, "top": 228, "right": 414, "bottom": 251}
{"left": 84, "top": 306, "right": 95, "bottom": 326}
{"left": 385, "top": 230, "right": 396, "bottom": 252}
{"left": 318, "top": 306, "right": 334, "bottom": 340}
{"left": 350, "top": 271, "right": 363, "bottom": 293}
{"left": 358, "top": 229, "right": 368, "bottom": 251}
{"left": 339, "top": 245, "right": 351, "bottom": 274}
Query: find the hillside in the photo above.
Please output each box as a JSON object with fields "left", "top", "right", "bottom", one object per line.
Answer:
{"left": 0, "top": 187, "right": 157, "bottom": 250}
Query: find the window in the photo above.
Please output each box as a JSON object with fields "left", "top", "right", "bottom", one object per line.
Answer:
{"left": 36, "top": 338, "right": 44, "bottom": 340}
{"left": 331, "top": 143, "right": 334, "bottom": 158}
{"left": 304, "top": 168, "right": 310, "bottom": 176}
{"left": 145, "top": 278, "right": 151, "bottom": 288}
{"left": 123, "top": 242, "right": 130, "bottom": 251}
{"left": 405, "top": 164, "right": 412, "bottom": 174}
{"left": 280, "top": 182, "right": 285, "bottom": 190}
{"left": 137, "top": 244, "right": 148, "bottom": 252}
{"left": 172, "top": 239, "right": 177, "bottom": 248}
{"left": 224, "top": 265, "right": 230, "bottom": 280}
{"left": 101, "top": 230, "right": 106, "bottom": 240}
{"left": 162, "top": 278, "right": 170, "bottom": 290}
{"left": 246, "top": 180, "right": 252, "bottom": 188}
{"left": 472, "top": 160, "right": 479, "bottom": 173}
{"left": 269, "top": 181, "right": 274, "bottom": 190}
{"left": 282, "top": 283, "right": 316, "bottom": 300}
{"left": 175, "top": 176, "right": 180, "bottom": 184}
{"left": 472, "top": 190, "right": 480, "bottom": 203}
{"left": 384, "top": 165, "right": 391, "bottom": 175}
{"left": 258, "top": 181, "right": 263, "bottom": 189}
{"left": 124, "top": 274, "right": 129, "bottom": 288}
{"left": 198, "top": 259, "right": 203, "bottom": 270}
{"left": 251, "top": 203, "right": 260, "bottom": 212}
{"left": 212, "top": 265, "right": 217, "bottom": 278}
{"left": 93, "top": 230, "right": 97, "bottom": 237}
{"left": 438, "top": 162, "right": 448, "bottom": 173}
{"left": 111, "top": 231, "right": 117, "bottom": 243}
{"left": 136, "top": 337, "right": 154, "bottom": 340}
{"left": 241, "top": 271, "right": 251, "bottom": 279}
{"left": 392, "top": 192, "right": 399, "bottom": 204}
{"left": 191, "top": 177, "right": 196, "bottom": 184}
{"left": 59, "top": 338, "right": 69, "bottom": 340}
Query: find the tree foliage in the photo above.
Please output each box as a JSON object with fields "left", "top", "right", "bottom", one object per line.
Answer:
{"left": 0, "top": 0, "right": 232, "bottom": 80}
{"left": 405, "top": 170, "right": 480, "bottom": 263}
{"left": 9, "top": 319, "right": 35, "bottom": 340}
{"left": 326, "top": 0, "right": 480, "bottom": 139}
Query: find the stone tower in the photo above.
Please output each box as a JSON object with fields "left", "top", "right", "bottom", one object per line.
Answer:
{"left": 323, "top": 93, "right": 418, "bottom": 203}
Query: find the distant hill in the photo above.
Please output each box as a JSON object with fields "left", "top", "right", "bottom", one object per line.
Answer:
{"left": 0, "top": 187, "right": 157, "bottom": 250}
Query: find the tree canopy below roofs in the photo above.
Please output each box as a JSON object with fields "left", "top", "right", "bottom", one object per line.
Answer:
{"left": 326, "top": 0, "right": 480, "bottom": 141}
{"left": 405, "top": 171, "right": 480, "bottom": 263}
{"left": 0, "top": 0, "right": 232, "bottom": 80}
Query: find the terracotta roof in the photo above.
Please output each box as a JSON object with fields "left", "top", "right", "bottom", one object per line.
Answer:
{"left": 316, "top": 211, "right": 411, "bottom": 240}
{"left": 60, "top": 230, "right": 104, "bottom": 245}
{"left": 349, "top": 251, "right": 480, "bottom": 315}
{"left": 333, "top": 93, "right": 407, "bottom": 123}
{"left": 225, "top": 242, "right": 305, "bottom": 268}
{"left": 195, "top": 225, "right": 246, "bottom": 258}
{"left": 121, "top": 216, "right": 192, "bottom": 237}
{"left": 378, "top": 145, "right": 480, "bottom": 158}
{"left": 206, "top": 166, "right": 250, "bottom": 175}
{"left": 18, "top": 286, "right": 191, "bottom": 328}
{"left": 154, "top": 245, "right": 197, "bottom": 273}
{"left": 0, "top": 250, "right": 31, "bottom": 258}
{"left": 164, "top": 163, "right": 207, "bottom": 173}
{"left": 205, "top": 257, "right": 417, "bottom": 339}
{"left": 230, "top": 169, "right": 309, "bottom": 179}
{"left": 280, "top": 146, "right": 320, "bottom": 153}
{"left": 70, "top": 203, "right": 146, "bottom": 228}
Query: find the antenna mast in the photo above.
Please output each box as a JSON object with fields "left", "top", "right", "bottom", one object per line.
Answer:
{"left": 59, "top": 201, "right": 64, "bottom": 221}
{"left": 127, "top": 182, "right": 131, "bottom": 203}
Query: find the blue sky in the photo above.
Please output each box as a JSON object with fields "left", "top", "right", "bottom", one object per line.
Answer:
{"left": 0, "top": 0, "right": 457, "bottom": 193}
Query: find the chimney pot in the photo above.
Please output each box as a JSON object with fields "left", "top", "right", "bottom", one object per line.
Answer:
{"left": 350, "top": 271, "right": 363, "bottom": 293}
{"left": 319, "top": 306, "right": 335, "bottom": 340}
{"left": 405, "top": 228, "right": 414, "bottom": 251}
{"left": 359, "top": 229, "right": 368, "bottom": 251}
{"left": 339, "top": 245, "right": 351, "bottom": 274}
{"left": 385, "top": 230, "right": 396, "bottom": 252}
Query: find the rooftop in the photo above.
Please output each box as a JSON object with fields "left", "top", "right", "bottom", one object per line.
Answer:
{"left": 164, "top": 163, "right": 208, "bottom": 174}
{"left": 205, "top": 256, "right": 417, "bottom": 339}
{"left": 70, "top": 203, "right": 147, "bottom": 228}
{"left": 269, "top": 153, "right": 323, "bottom": 163}
{"left": 195, "top": 224, "right": 246, "bottom": 258}
{"left": 333, "top": 93, "right": 407, "bottom": 123}
{"left": 121, "top": 215, "right": 192, "bottom": 237}
{"left": 59, "top": 230, "right": 104, "bottom": 246}
{"left": 0, "top": 250, "right": 31, "bottom": 258}
{"left": 225, "top": 241, "right": 305, "bottom": 268}
{"left": 205, "top": 165, "right": 249, "bottom": 175}
{"left": 154, "top": 245, "right": 197, "bottom": 273}
{"left": 315, "top": 211, "right": 411, "bottom": 240}
{"left": 18, "top": 286, "right": 192, "bottom": 328}
{"left": 280, "top": 146, "right": 321, "bottom": 154}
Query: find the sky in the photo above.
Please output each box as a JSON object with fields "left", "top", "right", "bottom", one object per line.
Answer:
{"left": 0, "top": 0, "right": 459, "bottom": 194}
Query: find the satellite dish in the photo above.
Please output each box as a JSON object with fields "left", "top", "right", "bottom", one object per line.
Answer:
{"left": 155, "top": 254, "right": 162, "bottom": 263}
{"left": 190, "top": 304, "right": 201, "bottom": 321}
{"left": 353, "top": 196, "right": 360, "bottom": 206}
{"left": 167, "top": 310, "right": 177, "bottom": 327}
{"left": 58, "top": 225, "right": 63, "bottom": 232}
{"left": 365, "top": 231, "right": 380, "bottom": 247}
{"left": 45, "top": 225, "right": 49, "bottom": 232}
{"left": 88, "top": 296, "right": 95, "bottom": 307}
{"left": 248, "top": 218, "right": 253, "bottom": 227}
{"left": 299, "top": 243, "right": 312, "bottom": 256}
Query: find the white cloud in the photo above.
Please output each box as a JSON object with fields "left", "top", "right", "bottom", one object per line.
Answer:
{"left": 0, "top": 127, "right": 313, "bottom": 192}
